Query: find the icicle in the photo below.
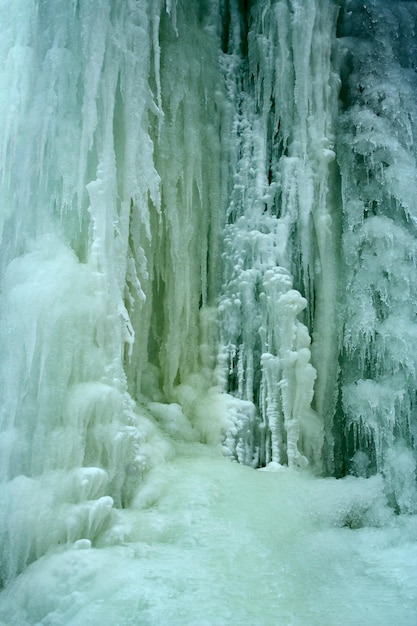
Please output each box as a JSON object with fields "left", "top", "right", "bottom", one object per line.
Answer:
{"left": 337, "top": 0, "right": 417, "bottom": 510}
{"left": 219, "top": 0, "right": 338, "bottom": 469}
{"left": 0, "top": 0, "right": 172, "bottom": 582}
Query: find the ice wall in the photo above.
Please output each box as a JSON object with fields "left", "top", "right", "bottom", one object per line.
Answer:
{"left": 0, "top": 0, "right": 416, "bottom": 589}
{"left": 124, "top": 0, "right": 227, "bottom": 399}
{"left": 0, "top": 0, "right": 231, "bottom": 585}
{"left": 218, "top": 0, "right": 417, "bottom": 505}
{"left": 336, "top": 0, "right": 417, "bottom": 512}
{"left": 0, "top": 0, "right": 164, "bottom": 583}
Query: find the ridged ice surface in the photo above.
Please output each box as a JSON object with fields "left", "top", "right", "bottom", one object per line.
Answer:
{"left": 0, "top": 0, "right": 416, "bottom": 623}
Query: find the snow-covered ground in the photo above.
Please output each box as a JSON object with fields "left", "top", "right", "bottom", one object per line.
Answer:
{"left": 1, "top": 443, "right": 416, "bottom": 625}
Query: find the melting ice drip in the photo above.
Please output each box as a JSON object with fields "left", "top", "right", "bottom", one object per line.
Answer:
{"left": 0, "top": 0, "right": 416, "bottom": 588}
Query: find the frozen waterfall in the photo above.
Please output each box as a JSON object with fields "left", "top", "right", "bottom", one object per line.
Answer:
{"left": 0, "top": 1, "right": 416, "bottom": 624}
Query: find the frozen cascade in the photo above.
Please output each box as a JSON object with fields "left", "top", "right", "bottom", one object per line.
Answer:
{"left": 0, "top": 0, "right": 169, "bottom": 583}
{"left": 336, "top": 0, "right": 417, "bottom": 512}
{"left": 0, "top": 0, "right": 416, "bottom": 624}
{"left": 218, "top": 0, "right": 340, "bottom": 470}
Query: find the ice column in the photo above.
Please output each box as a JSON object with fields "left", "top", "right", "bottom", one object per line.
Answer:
{"left": 219, "top": 0, "right": 340, "bottom": 469}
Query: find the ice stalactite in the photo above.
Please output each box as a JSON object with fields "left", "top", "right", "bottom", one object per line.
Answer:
{"left": 219, "top": 0, "right": 340, "bottom": 470}
{"left": 124, "top": 0, "right": 228, "bottom": 400}
{"left": 0, "top": 0, "right": 170, "bottom": 584}
{"left": 336, "top": 0, "right": 417, "bottom": 512}
{"left": 0, "top": 0, "right": 234, "bottom": 586}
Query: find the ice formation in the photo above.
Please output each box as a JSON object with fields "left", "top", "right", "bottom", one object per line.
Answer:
{"left": 0, "top": 0, "right": 416, "bottom": 623}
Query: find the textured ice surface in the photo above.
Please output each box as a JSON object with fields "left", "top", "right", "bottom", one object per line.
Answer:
{"left": 0, "top": 0, "right": 416, "bottom": 622}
